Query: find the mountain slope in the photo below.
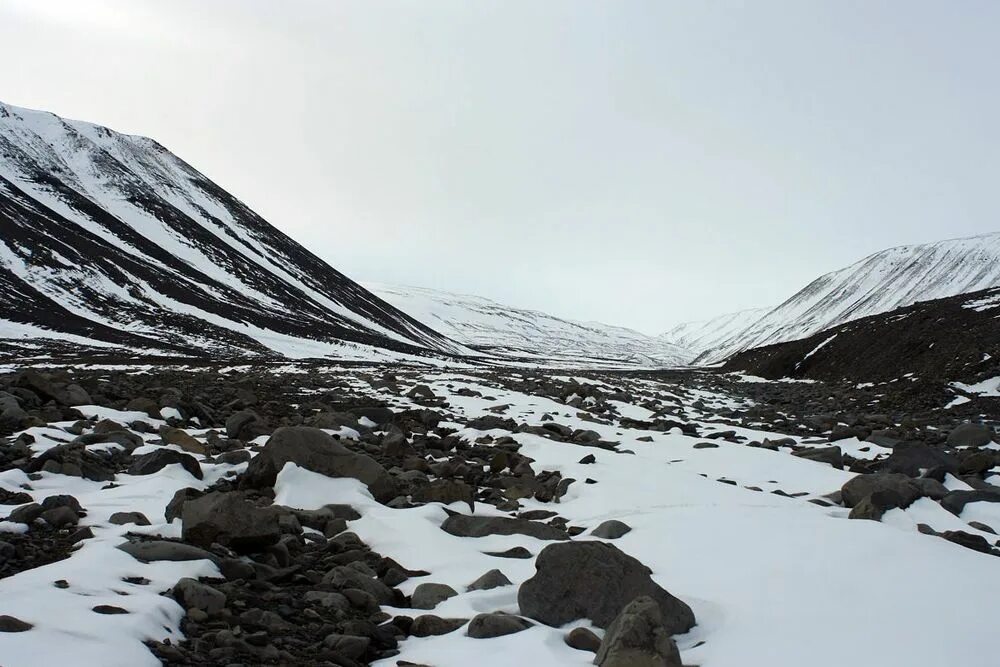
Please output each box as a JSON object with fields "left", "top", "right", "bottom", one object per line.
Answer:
{"left": 659, "top": 307, "right": 772, "bottom": 362}
{"left": 693, "top": 233, "right": 1000, "bottom": 364}
{"left": 367, "top": 283, "right": 691, "bottom": 367}
{"left": 0, "top": 101, "right": 468, "bottom": 361}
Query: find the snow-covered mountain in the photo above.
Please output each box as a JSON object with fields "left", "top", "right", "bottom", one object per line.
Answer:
{"left": 659, "top": 307, "right": 772, "bottom": 362}
{"left": 367, "top": 283, "right": 691, "bottom": 367}
{"left": 682, "top": 232, "right": 1000, "bottom": 364}
{"left": 0, "top": 101, "right": 469, "bottom": 361}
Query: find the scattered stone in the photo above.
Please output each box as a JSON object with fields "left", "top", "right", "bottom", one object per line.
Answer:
{"left": 411, "top": 583, "right": 458, "bottom": 610}
{"left": 173, "top": 578, "right": 227, "bottom": 615}
{"left": 182, "top": 491, "right": 279, "bottom": 553}
{"left": 441, "top": 514, "right": 569, "bottom": 541}
{"left": 127, "top": 448, "right": 203, "bottom": 480}
{"left": 947, "top": 423, "right": 993, "bottom": 447}
{"left": 109, "top": 511, "right": 150, "bottom": 526}
{"left": 595, "top": 595, "right": 683, "bottom": 667}
{"left": 467, "top": 569, "right": 512, "bottom": 591}
{"left": 0, "top": 615, "right": 33, "bottom": 632}
{"left": 591, "top": 519, "right": 632, "bottom": 539}
{"left": 466, "top": 612, "right": 533, "bottom": 639}
{"left": 841, "top": 473, "right": 922, "bottom": 508}
{"left": 410, "top": 615, "right": 469, "bottom": 637}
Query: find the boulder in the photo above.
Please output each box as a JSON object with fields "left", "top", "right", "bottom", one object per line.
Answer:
{"left": 411, "top": 583, "right": 458, "bottom": 610}
{"left": 947, "top": 423, "right": 993, "bottom": 448}
{"left": 410, "top": 615, "right": 469, "bottom": 637}
{"left": 181, "top": 492, "right": 280, "bottom": 553}
{"left": 117, "top": 540, "right": 216, "bottom": 563}
{"left": 840, "top": 473, "right": 922, "bottom": 508}
{"left": 128, "top": 449, "right": 203, "bottom": 480}
{"left": 848, "top": 490, "right": 908, "bottom": 521}
{"left": 591, "top": 520, "right": 632, "bottom": 539}
{"left": 109, "top": 511, "right": 151, "bottom": 526}
{"left": 791, "top": 445, "right": 843, "bottom": 468}
{"left": 940, "top": 489, "right": 1000, "bottom": 516}
{"left": 241, "top": 427, "right": 397, "bottom": 503}
{"left": 441, "top": 514, "right": 569, "bottom": 541}
{"left": 225, "top": 410, "right": 269, "bottom": 441}
{"left": 412, "top": 479, "right": 475, "bottom": 512}
{"left": 565, "top": 626, "right": 602, "bottom": 652}
{"left": 880, "top": 444, "right": 958, "bottom": 480}
{"left": 518, "top": 541, "right": 695, "bottom": 632}
{"left": 173, "top": 578, "right": 226, "bottom": 615}
{"left": 467, "top": 569, "right": 512, "bottom": 591}
{"left": 0, "top": 615, "right": 33, "bottom": 632}
{"left": 159, "top": 427, "right": 206, "bottom": 454}
{"left": 466, "top": 612, "right": 533, "bottom": 639}
{"left": 595, "top": 595, "right": 683, "bottom": 667}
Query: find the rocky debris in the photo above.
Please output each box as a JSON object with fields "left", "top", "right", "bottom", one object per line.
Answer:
{"left": 466, "top": 612, "right": 534, "bottom": 639}
{"left": 411, "top": 479, "right": 475, "bottom": 512}
{"left": 242, "top": 426, "right": 397, "bottom": 503}
{"left": 181, "top": 492, "right": 280, "bottom": 553}
{"left": 467, "top": 569, "right": 512, "bottom": 591}
{"left": 109, "top": 511, "right": 151, "bottom": 526}
{"left": 441, "top": 514, "right": 569, "bottom": 541}
{"left": 594, "top": 595, "right": 683, "bottom": 667}
{"left": 128, "top": 448, "right": 203, "bottom": 480}
{"left": 225, "top": 409, "right": 269, "bottom": 441}
{"left": 518, "top": 541, "right": 695, "bottom": 632}
{"left": 173, "top": 578, "right": 227, "bottom": 615}
{"left": 410, "top": 583, "right": 458, "bottom": 610}
{"left": 591, "top": 519, "right": 632, "bottom": 539}
{"left": 880, "top": 444, "right": 958, "bottom": 480}
{"left": 25, "top": 443, "right": 116, "bottom": 482}
{"left": 565, "top": 626, "right": 602, "bottom": 652}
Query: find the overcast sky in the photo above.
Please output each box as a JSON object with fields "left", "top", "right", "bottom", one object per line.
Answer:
{"left": 1, "top": 1, "right": 997, "bottom": 334}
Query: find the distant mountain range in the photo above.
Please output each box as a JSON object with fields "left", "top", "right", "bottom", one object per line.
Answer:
{"left": 367, "top": 283, "right": 691, "bottom": 367}
{"left": 662, "top": 232, "right": 1000, "bottom": 364}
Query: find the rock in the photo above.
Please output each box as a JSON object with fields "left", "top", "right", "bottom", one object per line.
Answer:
{"left": 565, "top": 626, "right": 602, "bottom": 652}
{"left": 173, "top": 578, "right": 227, "bottom": 615}
{"left": 410, "top": 615, "right": 469, "bottom": 637}
{"left": 92, "top": 605, "right": 129, "bottom": 615}
{"left": 181, "top": 492, "right": 280, "bottom": 553}
{"left": 411, "top": 582, "right": 458, "bottom": 610}
{"left": 595, "top": 595, "right": 683, "bottom": 667}
{"left": 323, "top": 565, "right": 395, "bottom": 604}
{"left": 165, "top": 488, "right": 203, "bottom": 523}
{"left": 0, "top": 615, "right": 33, "bottom": 632}
{"left": 941, "top": 530, "right": 993, "bottom": 554}
{"left": 848, "top": 490, "right": 907, "bottom": 521}
{"left": 579, "top": 454, "right": 597, "bottom": 464}
{"left": 8, "top": 503, "right": 43, "bottom": 524}
{"left": 880, "top": 444, "right": 958, "bottom": 480}
{"left": 441, "top": 514, "right": 568, "bottom": 541}
{"left": 125, "top": 397, "right": 160, "bottom": 416}
{"left": 959, "top": 451, "right": 996, "bottom": 475}
{"left": 117, "top": 540, "right": 217, "bottom": 563}
{"left": 791, "top": 445, "right": 843, "bottom": 468}
{"left": 412, "top": 479, "right": 475, "bottom": 512}
{"left": 41, "top": 506, "right": 78, "bottom": 528}
{"left": 591, "top": 519, "right": 632, "bottom": 539}
{"left": 940, "top": 489, "right": 1000, "bottom": 516}
{"left": 911, "top": 477, "right": 949, "bottom": 500}
{"left": 303, "top": 591, "right": 350, "bottom": 610}
{"left": 406, "top": 385, "right": 436, "bottom": 401}
{"left": 518, "top": 541, "right": 695, "bottom": 632}
{"left": 109, "top": 511, "right": 151, "bottom": 526}
{"left": 241, "top": 426, "right": 397, "bottom": 503}
{"left": 466, "top": 612, "right": 533, "bottom": 639}
{"left": 947, "top": 423, "right": 993, "bottom": 447}
{"left": 484, "top": 546, "right": 533, "bottom": 559}
{"left": 127, "top": 448, "right": 203, "bottom": 480}
{"left": 159, "top": 427, "right": 206, "bottom": 454}
{"left": 467, "top": 569, "right": 512, "bottom": 591}
{"left": 692, "top": 442, "right": 718, "bottom": 449}
{"left": 322, "top": 634, "right": 370, "bottom": 659}
{"left": 840, "top": 473, "right": 922, "bottom": 508}
{"left": 226, "top": 410, "right": 269, "bottom": 441}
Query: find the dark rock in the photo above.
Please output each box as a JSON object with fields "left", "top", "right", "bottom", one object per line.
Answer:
{"left": 241, "top": 426, "right": 397, "bottom": 503}
{"left": 410, "top": 615, "right": 469, "bottom": 637}
{"left": 8, "top": 503, "right": 43, "bottom": 524}
{"left": 181, "top": 492, "right": 280, "bottom": 553}
{"left": 565, "top": 626, "right": 602, "bottom": 652}
{"left": 841, "top": 473, "right": 922, "bottom": 508}
{"left": 127, "top": 449, "right": 203, "bottom": 480}
{"left": 518, "top": 541, "right": 695, "bottom": 632}
{"left": 941, "top": 530, "right": 993, "bottom": 554}
{"left": 484, "top": 546, "right": 533, "bottom": 559}
{"left": 595, "top": 595, "right": 682, "bottom": 667}
{"left": 322, "top": 634, "right": 370, "bottom": 659}
{"left": 92, "top": 605, "right": 129, "bottom": 615}
{"left": 118, "top": 540, "right": 216, "bottom": 563}
{"left": 411, "top": 583, "right": 458, "bottom": 610}
{"left": 173, "top": 578, "right": 226, "bottom": 615}
{"left": 591, "top": 519, "right": 632, "bottom": 539}
{"left": 880, "top": 444, "right": 958, "bottom": 480}
{"left": 0, "top": 615, "right": 33, "bottom": 632}
{"left": 225, "top": 410, "right": 268, "bottom": 441}
{"left": 466, "top": 612, "right": 533, "bottom": 639}
{"left": 947, "top": 423, "right": 993, "bottom": 447}
{"left": 109, "top": 511, "right": 150, "bottom": 526}
{"left": 467, "top": 569, "right": 512, "bottom": 591}
{"left": 412, "top": 480, "right": 475, "bottom": 512}
{"left": 848, "top": 490, "right": 907, "bottom": 521}
{"left": 791, "top": 445, "right": 843, "bottom": 468}
{"left": 441, "top": 514, "right": 569, "bottom": 541}
{"left": 41, "top": 506, "right": 78, "bottom": 528}
{"left": 940, "top": 489, "right": 1000, "bottom": 516}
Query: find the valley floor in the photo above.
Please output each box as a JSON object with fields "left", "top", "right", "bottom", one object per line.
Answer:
{"left": 0, "top": 363, "right": 998, "bottom": 666}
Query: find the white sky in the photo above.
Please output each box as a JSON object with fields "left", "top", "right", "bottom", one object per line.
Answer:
{"left": 1, "top": 0, "right": 997, "bottom": 334}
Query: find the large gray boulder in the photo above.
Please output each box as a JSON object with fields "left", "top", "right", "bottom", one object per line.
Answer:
{"left": 940, "top": 489, "right": 1000, "bottom": 516}
{"left": 880, "top": 444, "right": 958, "bottom": 480}
{"left": 441, "top": 514, "right": 569, "bottom": 541}
{"left": 241, "top": 427, "right": 397, "bottom": 503}
{"left": 947, "top": 423, "right": 993, "bottom": 448}
{"left": 518, "top": 541, "right": 695, "bottom": 632}
{"left": 181, "top": 491, "right": 280, "bottom": 553}
{"left": 840, "top": 473, "right": 922, "bottom": 508}
{"left": 595, "top": 596, "right": 683, "bottom": 667}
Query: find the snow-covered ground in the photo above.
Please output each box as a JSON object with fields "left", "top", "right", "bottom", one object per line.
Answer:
{"left": 1, "top": 366, "right": 998, "bottom": 666}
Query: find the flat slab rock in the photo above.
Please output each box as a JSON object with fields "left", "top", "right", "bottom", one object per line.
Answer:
{"left": 441, "top": 514, "right": 569, "bottom": 541}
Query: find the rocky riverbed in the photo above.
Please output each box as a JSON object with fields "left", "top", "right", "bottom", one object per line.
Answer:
{"left": 0, "top": 363, "right": 998, "bottom": 666}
